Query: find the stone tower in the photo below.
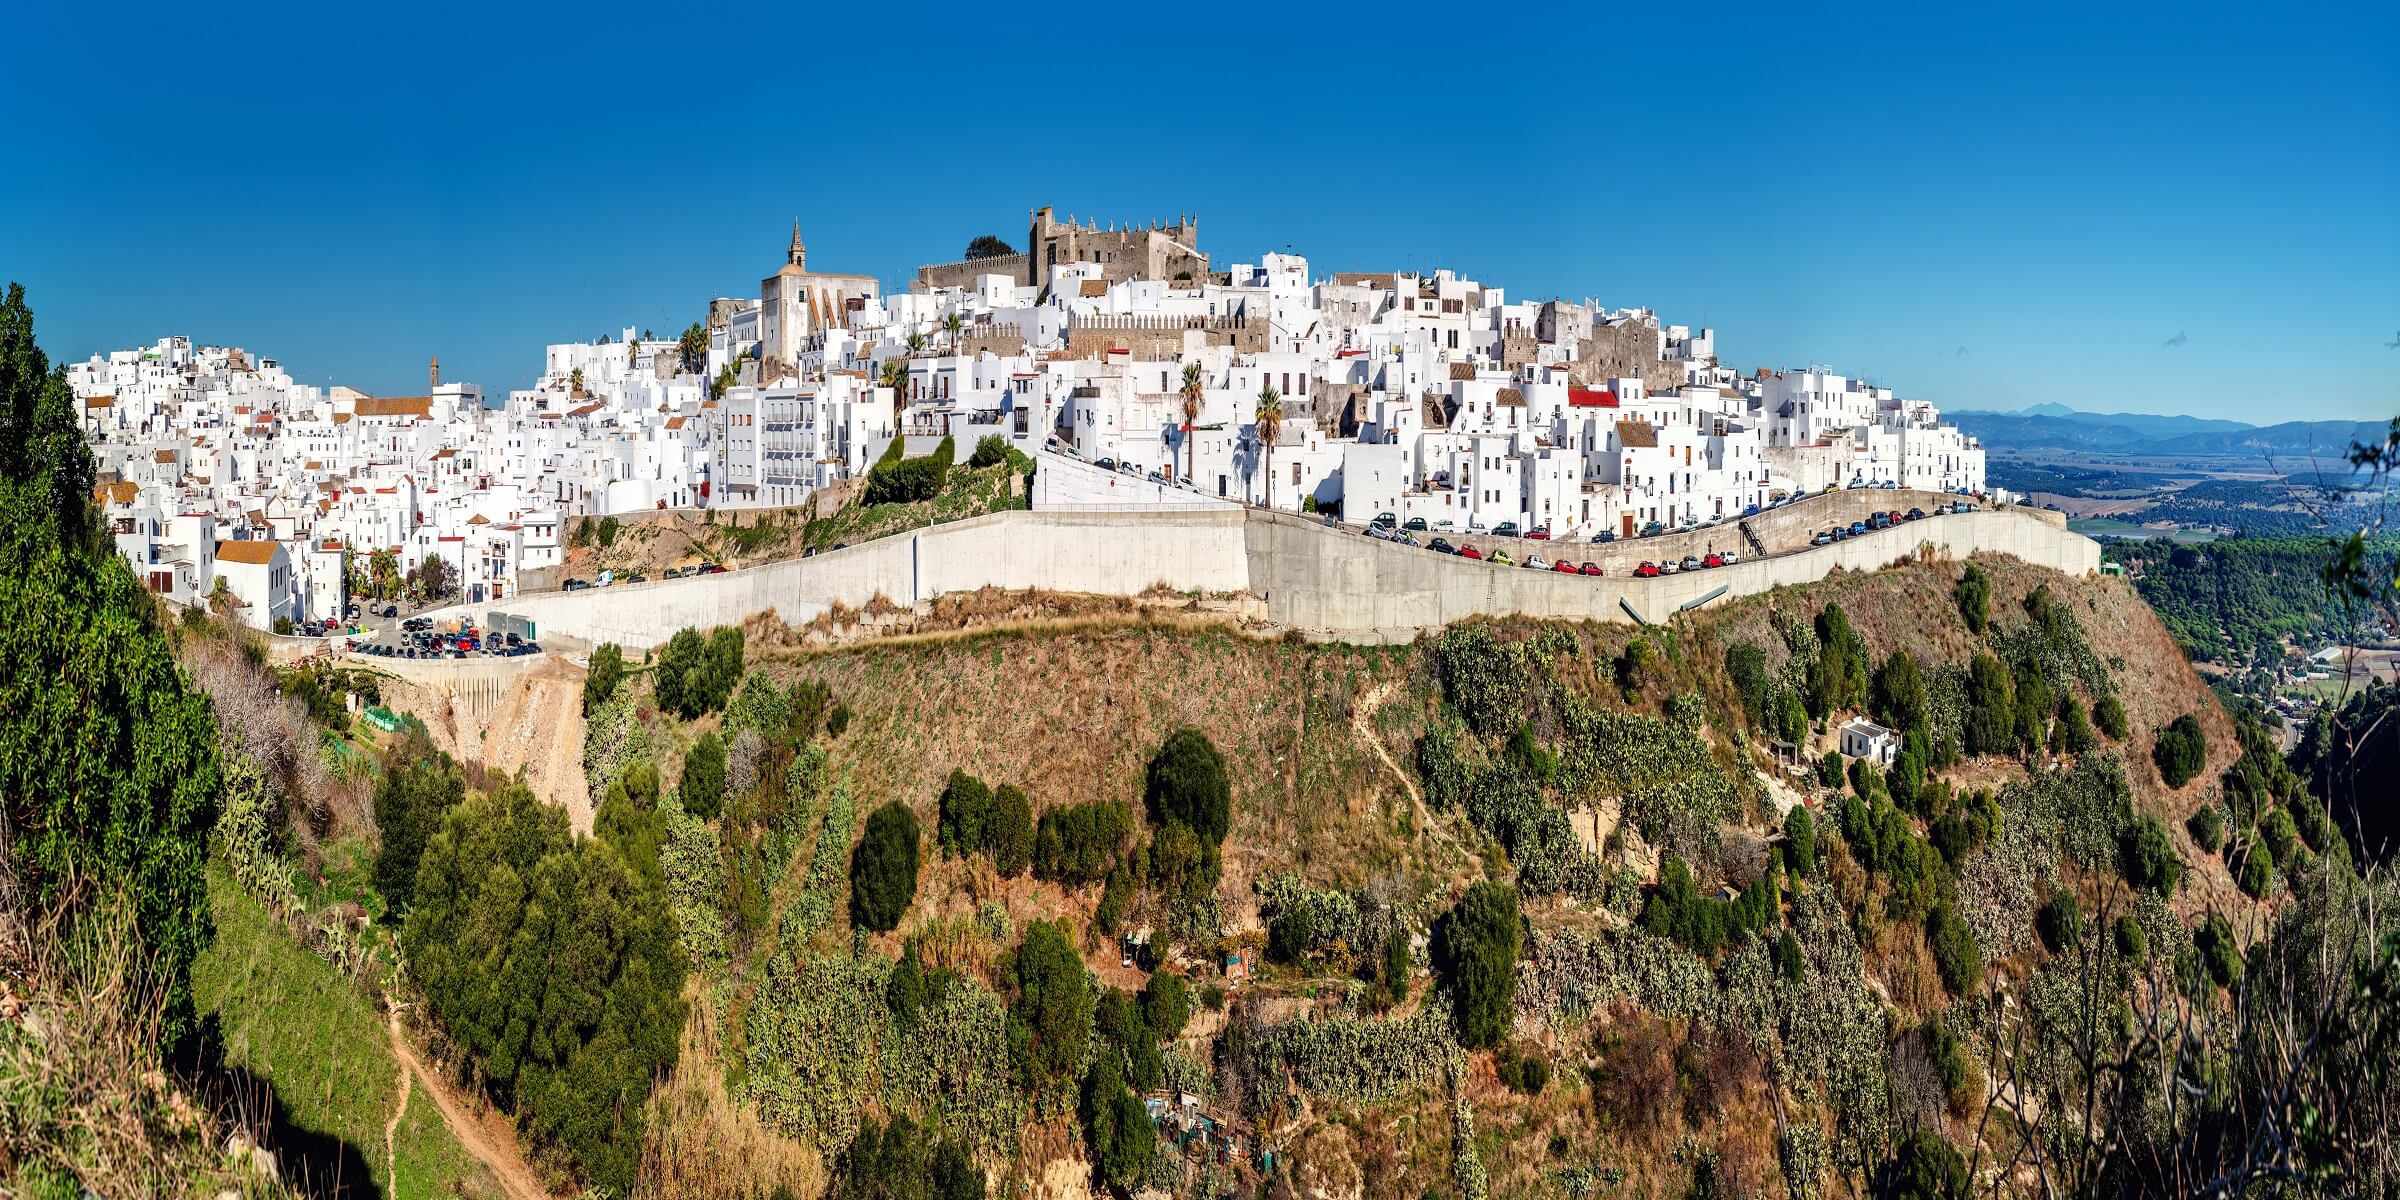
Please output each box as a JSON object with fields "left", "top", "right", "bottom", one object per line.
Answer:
{"left": 787, "top": 219, "right": 806, "bottom": 271}
{"left": 429, "top": 355, "right": 440, "bottom": 390}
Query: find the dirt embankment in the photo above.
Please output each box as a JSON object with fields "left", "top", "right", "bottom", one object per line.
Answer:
{"left": 378, "top": 656, "right": 592, "bottom": 833}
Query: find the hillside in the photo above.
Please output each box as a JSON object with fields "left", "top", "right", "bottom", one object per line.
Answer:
{"left": 566, "top": 548, "right": 2338, "bottom": 1200}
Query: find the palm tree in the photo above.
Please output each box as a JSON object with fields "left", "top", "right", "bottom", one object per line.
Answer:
{"left": 905, "top": 330, "right": 928, "bottom": 356}
{"left": 1254, "top": 386, "right": 1284, "bottom": 510}
{"left": 941, "top": 311, "right": 964, "bottom": 354}
{"left": 1179, "top": 361, "right": 1204, "bottom": 485}
{"left": 879, "top": 358, "right": 910, "bottom": 419}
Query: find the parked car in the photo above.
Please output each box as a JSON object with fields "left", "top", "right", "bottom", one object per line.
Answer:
{"left": 1634, "top": 561, "right": 1661, "bottom": 578}
{"left": 1371, "top": 512, "right": 1398, "bottom": 528}
{"left": 1849, "top": 522, "right": 1868, "bottom": 536}
{"left": 1742, "top": 504, "right": 1761, "bottom": 518}
{"left": 1579, "top": 562, "right": 1604, "bottom": 576}
{"left": 1095, "top": 458, "right": 1118, "bottom": 472}
{"left": 1460, "top": 545, "right": 1483, "bottom": 560}
{"left": 1906, "top": 508, "right": 1926, "bottom": 520}
{"left": 1681, "top": 556, "right": 1703, "bottom": 572}
{"left": 1489, "top": 550, "right": 1515, "bottom": 567}
{"left": 1403, "top": 516, "right": 1429, "bottom": 532}
{"left": 1659, "top": 559, "right": 1681, "bottom": 574}
{"left": 1551, "top": 558, "right": 1580, "bottom": 574}
{"left": 1147, "top": 470, "right": 1166, "bottom": 484}
{"left": 1522, "top": 555, "right": 1548, "bottom": 570}
{"left": 1592, "top": 530, "right": 1617, "bottom": 543}
{"left": 563, "top": 578, "right": 590, "bottom": 590}
{"left": 698, "top": 562, "right": 727, "bottom": 574}
{"left": 1395, "top": 532, "right": 1421, "bottom": 547}
{"left": 1704, "top": 552, "right": 1726, "bottom": 568}
{"left": 1720, "top": 550, "right": 1741, "bottom": 565}
{"left": 1640, "top": 521, "right": 1666, "bottom": 538}
{"left": 1364, "top": 524, "right": 1392, "bottom": 541}
{"left": 1428, "top": 538, "right": 1456, "bottom": 555}
{"left": 621, "top": 571, "right": 646, "bottom": 583}
{"left": 1120, "top": 462, "right": 1142, "bottom": 477}
{"left": 1880, "top": 480, "right": 1899, "bottom": 490}
{"left": 1493, "top": 521, "right": 1520, "bottom": 538}
{"left": 1524, "top": 526, "right": 1551, "bottom": 541}
{"left": 382, "top": 605, "right": 399, "bottom": 618}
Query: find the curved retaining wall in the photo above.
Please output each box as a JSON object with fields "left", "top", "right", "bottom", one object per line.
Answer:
{"left": 417, "top": 504, "right": 2096, "bottom": 650}
{"left": 1244, "top": 507, "right": 2097, "bottom": 642}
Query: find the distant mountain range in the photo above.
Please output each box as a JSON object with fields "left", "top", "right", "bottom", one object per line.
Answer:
{"left": 1950, "top": 403, "right": 2387, "bottom": 460}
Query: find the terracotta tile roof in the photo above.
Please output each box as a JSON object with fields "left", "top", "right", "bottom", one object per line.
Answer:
{"left": 1494, "top": 387, "right": 1524, "bottom": 407}
{"left": 1615, "top": 419, "right": 1658, "bottom": 449}
{"left": 154, "top": 450, "right": 176, "bottom": 463}
{"left": 213, "top": 539, "right": 281, "bottom": 565}
{"left": 1449, "top": 363, "right": 1477, "bottom": 381}
{"left": 664, "top": 417, "right": 687, "bottom": 430}
{"left": 84, "top": 395, "right": 114, "bottom": 408}
{"left": 1079, "top": 280, "right": 1108, "bottom": 298}
{"left": 94, "top": 481, "right": 140, "bottom": 505}
{"left": 568, "top": 403, "right": 603, "bottom": 417}
{"left": 354, "top": 396, "right": 431, "bottom": 418}
{"left": 467, "top": 513, "right": 491, "bottom": 525}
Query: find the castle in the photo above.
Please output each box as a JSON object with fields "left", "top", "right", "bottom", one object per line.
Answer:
{"left": 915, "top": 206, "right": 1210, "bottom": 293}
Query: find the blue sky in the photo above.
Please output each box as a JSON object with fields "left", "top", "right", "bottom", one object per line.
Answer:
{"left": 5, "top": 1, "right": 2393, "bottom": 421}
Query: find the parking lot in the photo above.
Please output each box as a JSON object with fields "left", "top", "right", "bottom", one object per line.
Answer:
{"left": 344, "top": 615, "right": 543, "bottom": 663}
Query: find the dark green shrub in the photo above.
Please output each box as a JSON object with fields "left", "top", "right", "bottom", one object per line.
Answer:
{"left": 372, "top": 737, "right": 466, "bottom": 912}
{"left": 833, "top": 1115, "right": 985, "bottom": 1200}
{"left": 681, "top": 731, "right": 727, "bottom": 820}
{"left": 584, "top": 642, "right": 627, "bottom": 713}
{"left": 1007, "top": 919, "right": 1095, "bottom": 1096}
{"left": 938, "top": 769, "right": 994, "bottom": 856}
{"left": 1033, "top": 799, "right": 1133, "bottom": 886}
{"left": 2056, "top": 695, "right": 2095, "bottom": 754}
{"left": 1817, "top": 752, "right": 1844, "bottom": 789}
{"left": 990, "top": 784, "right": 1034, "bottom": 877}
{"left": 1966, "top": 652, "right": 2016, "bottom": 757}
{"left": 2094, "top": 694, "right": 2128, "bottom": 740}
{"left": 2121, "top": 814, "right": 2184, "bottom": 894}
{"left": 2037, "top": 890, "right": 2083, "bottom": 953}
{"left": 1955, "top": 564, "right": 1991, "bottom": 634}
{"left": 1783, "top": 805, "right": 1817, "bottom": 876}
{"left": 2260, "top": 807, "right": 2299, "bottom": 867}
{"left": 1880, "top": 1126, "right": 1968, "bottom": 1200}
{"left": 1807, "top": 603, "right": 1869, "bottom": 716}
{"left": 2113, "top": 914, "right": 2147, "bottom": 960}
{"left": 2187, "top": 805, "right": 2226, "bottom": 853}
{"left": 1079, "top": 1053, "right": 1156, "bottom": 1192}
{"left": 2195, "top": 913, "right": 2241, "bottom": 989}
{"left": 1497, "top": 1045, "right": 1551, "bottom": 1094}
{"left": 1774, "top": 930, "right": 1805, "bottom": 983}
{"left": 1434, "top": 881, "right": 1521, "bottom": 1049}
{"left": 969, "top": 435, "right": 1012, "bottom": 468}
{"left": 1145, "top": 727, "right": 1231, "bottom": 844}
{"left": 849, "top": 801, "right": 921, "bottom": 932}
{"left": 1927, "top": 903, "right": 1983, "bottom": 996}
{"left": 1873, "top": 650, "right": 1928, "bottom": 733}
{"left": 2237, "top": 844, "right": 2278, "bottom": 899}
{"left": 2153, "top": 713, "right": 2207, "bottom": 787}
{"left": 1727, "top": 642, "right": 1771, "bottom": 727}
{"left": 1140, "top": 969, "right": 1191, "bottom": 1040}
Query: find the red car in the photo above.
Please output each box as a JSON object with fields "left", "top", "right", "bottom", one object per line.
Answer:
{"left": 1525, "top": 527, "right": 1552, "bottom": 541}
{"left": 1704, "top": 552, "right": 1726, "bottom": 568}
{"left": 1461, "top": 545, "right": 1484, "bottom": 560}
{"left": 1550, "top": 558, "right": 1579, "bottom": 574}
{"left": 1579, "top": 562, "right": 1604, "bottom": 576}
{"left": 1634, "top": 561, "right": 1661, "bottom": 578}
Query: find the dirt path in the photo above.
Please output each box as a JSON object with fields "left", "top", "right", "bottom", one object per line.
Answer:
{"left": 385, "top": 1042, "right": 411, "bottom": 1197}
{"left": 386, "top": 1007, "right": 554, "bottom": 1200}
{"left": 1354, "top": 680, "right": 1453, "bottom": 851}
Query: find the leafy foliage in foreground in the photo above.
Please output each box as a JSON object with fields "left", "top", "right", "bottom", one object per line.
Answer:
{"left": 0, "top": 282, "right": 221, "bottom": 1051}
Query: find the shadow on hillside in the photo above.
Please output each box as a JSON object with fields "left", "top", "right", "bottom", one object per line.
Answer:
{"left": 178, "top": 1013, "right": 382, "bottom": 1199}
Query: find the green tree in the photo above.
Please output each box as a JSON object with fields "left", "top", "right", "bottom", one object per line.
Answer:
{"left": 850, "top": 800, "right": 922, "bottom": 932}
{"left": 1955, "top": 563, "right": 1992, "bottom": 634}
{"left": 1178, "top": 361, "right": 1204, "bottom": 485}
{"left": 681, "top": 730, "right": 727, "bottom": 820}
{"left": 2056, "top": 694, "right": 2095, "bottom": 754}
{"left": 677, "top": 322, "right": 707, "bottom": 374}
{"left": 990, "top": 784, "right": 1035, "bottom": 877}
{"left": 969, "top": 434, "right": 1012, "bottom": 468}
{"left": 372, "top": 736, "right": 466, "bottom": 912}
{"left": 2120, "top": 813, "right": 2184, "bottom": 894}
{"left": 1783, "top": 804, "right": 1817, "bottom": 876}
{"left": 1379, "top": 925, "right": 1413, "bottom": 1007}
{"left": 2153, "top": 712, "right": 2207, "bottom": 787}
{"left": 1007, "top": 919, "right": 1095, "bottom": 1098}
{"left": 1140, "top": 969, "right": 1191, "bottom": 1040}
{"left": 939, "top": 768, "right": 994, "bottom": 855}
{"left": 1726, "top": 641, "right": 1771, "bottom": 726}
{"left": 2037, "top": 890, "right": 2083, "bottom": 953}
{"left": 1079, "top": 1052, "right": 1156, "bottom": 1193}
{"left": 1145, "top": 727, "right": 1231, "bottom": 845}
{"left": 2188, "top": 804, "right": 2227, "bottom": 853}
{"left": 834, "top": 1114, "right": 986, "bottom": 1200}
{"left": 1434, "top": 881, "right": 1522, "bottom": 1049}
{"left": 1873, "top": 649, "right": 1928, "bottom": 732}
{"left": 1808, "top": 602, "right": 1869, "bottom": 716}
{"left": 404, "top": 781, "right": 686, "bottom": 1193}
{"left": 0, "top": 283, "right": 225, "bottom": 1050}
{"left": 964, "top": 234, "right": 1017, "bottom": 260}
{"left": 1926, "top": 902, "right": 1983, "bottom": 996}
{"left": 1880, "top": 1126, "right": 1968, "bottom": 1200}
{"left": 1966, "top": 651, "right": 2017, "bottom": 756}
{"left": 2094, "top": 694, "right": 2129, "bottom": 740}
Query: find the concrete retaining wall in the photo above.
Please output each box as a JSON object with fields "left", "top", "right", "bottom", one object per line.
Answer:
{"left": 1245, "top": 507, "right": 2098, "bottom": 642}
{"left": 418, "top": 507, "right": 1251, "bottom": 651}
{"left": 414, "top": 503, "right": 2096, "bottom": 650}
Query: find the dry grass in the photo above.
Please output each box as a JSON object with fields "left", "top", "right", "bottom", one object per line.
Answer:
{"left": 640, "top": 989, "right": 824, "bottom": 1200}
